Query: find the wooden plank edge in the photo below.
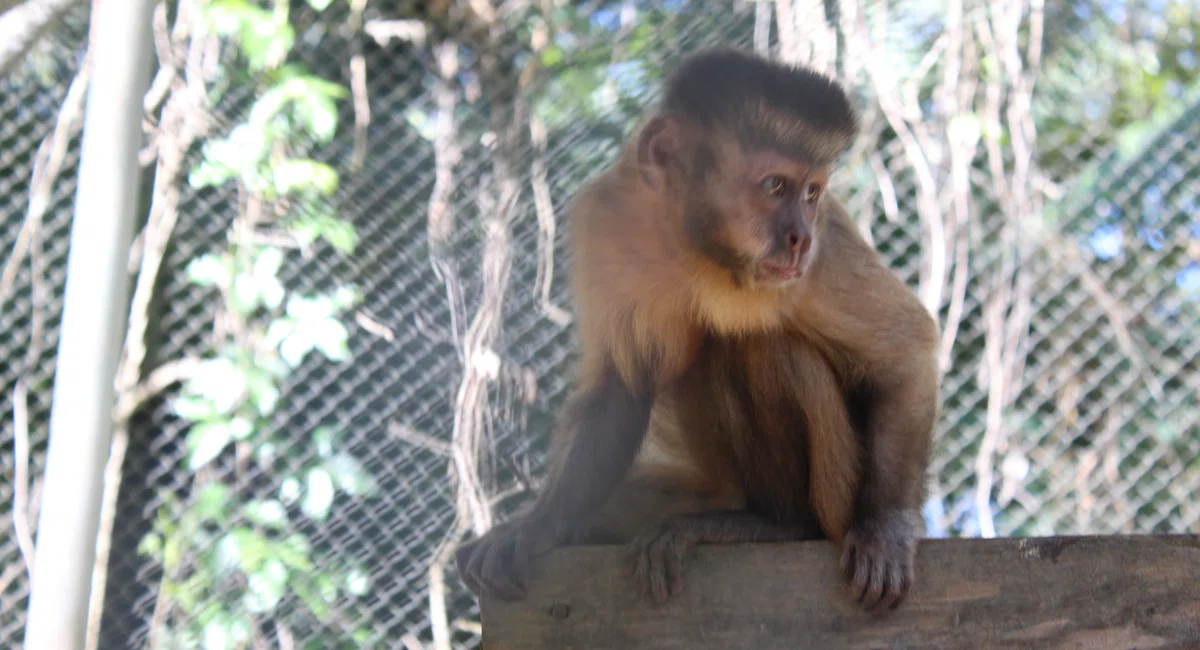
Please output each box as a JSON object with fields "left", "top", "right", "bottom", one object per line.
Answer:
{"left": 479, "top": 534, "right": 1200, "bottom": 650}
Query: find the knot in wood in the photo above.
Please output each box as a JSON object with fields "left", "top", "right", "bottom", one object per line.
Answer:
{"left": 547, "top": 603, "right": 571, "bottom": 620}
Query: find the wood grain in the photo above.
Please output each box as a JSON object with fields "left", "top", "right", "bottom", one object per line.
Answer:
{"left": 479, "top": 535, "right": 1200, "bottom": 649}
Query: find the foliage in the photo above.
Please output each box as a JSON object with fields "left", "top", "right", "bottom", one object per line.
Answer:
{"left": 135, "top": 1, "right": 379, "bottom": 648}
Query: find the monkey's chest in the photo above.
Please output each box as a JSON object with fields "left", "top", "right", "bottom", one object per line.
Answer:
{"left": 675, "top": 334, "right": 848, "bottom": 526}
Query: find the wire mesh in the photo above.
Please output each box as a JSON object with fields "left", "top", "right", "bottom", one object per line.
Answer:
{"left": 1, "top": 0, "right": 1197, "bottom": 648}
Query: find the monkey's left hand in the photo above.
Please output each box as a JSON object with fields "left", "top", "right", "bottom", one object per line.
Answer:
{"left": 455, "top": 517, "right": 557, "bottom": 601}
{"left": 840, "top": 512, "right": 920, "bottom": 615}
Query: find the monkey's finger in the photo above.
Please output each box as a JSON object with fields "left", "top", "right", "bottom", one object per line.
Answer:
{"left": 511, "top": 534, "right": 536, "bottom": 589}
{"left": 479, "top": 540, "right": 525, "bottom": 601}
{"left": 860, "top": 554, "right": 886, "bottom": 609}
{"left": 839, "top": 539, "right": 857, "bottom": 582}
{"left": 647, "top": 535, "right": 672, "bottom": 603}
{"left": 869, "top": 563, "right": 906, "bottom": 615}
{"left": 460, "top": 556, "right": 483, "bottom": 595}
{"left": 462, "top": 540, "right": 492, "bottom": 596}
{"left": 632, "top": 539, "right": 653, "bottom": 596}
{"left": 886, "top": 564, "right": 914, "bottom": 612}
{"left": 629, "top": 530, "right": 661, "bottom": 596}
{"left": 665, "top": 535, "right": 688, "bottom": 597}
{"left": 849, "top": 551, "right": 873, "bottom": 605}
{"left": 872, "top": 585, "right": 904, "bottom": 615}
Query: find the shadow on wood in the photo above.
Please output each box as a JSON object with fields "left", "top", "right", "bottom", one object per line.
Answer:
{"left": 479, "top": 535, "right": 1200, "bottom": 649}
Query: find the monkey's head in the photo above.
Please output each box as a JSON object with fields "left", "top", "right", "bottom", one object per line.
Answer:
{"left": 635, "top": 47, "right": 859, "bottom": 288}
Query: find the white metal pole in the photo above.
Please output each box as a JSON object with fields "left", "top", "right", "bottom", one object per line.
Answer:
{"left": 23, "top": 0, "right": 156, "bottom": 647}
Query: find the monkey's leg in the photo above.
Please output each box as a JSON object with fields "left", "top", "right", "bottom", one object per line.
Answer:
{"left": 630, "top": 510, "right": 821, "bottom": 602}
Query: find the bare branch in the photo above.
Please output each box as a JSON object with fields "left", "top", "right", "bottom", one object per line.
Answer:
{"left": 0, "top": 0, "right": 82, "bottom": 79}
{"left": 355, "top": 310, "right": 396, "bottom": 342}
{"left": 112, "top": 357, "right": 205, "bottom": 421}
{"left": 348, "top": 0, "right": 370, "bottom": 170}
{"left": 529, "top": 115, "right": 571, "bottom": 327}
{"left": 427, "top": 40, "right": 466, "bottom": 353}
{"left": 0, "top": 47, "right": 91, "bottom": 311}
{"left": 388, "top": 421, "right": 453, "bottom": 457}
{"left": 364, "top": 19, "right": 426, "bottom": 47}
{"left": 11, "top": 381, "right": 35, "bottom": 580}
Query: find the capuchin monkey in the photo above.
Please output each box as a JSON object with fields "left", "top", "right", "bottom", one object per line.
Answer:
{"left": 456, "top": 46, "right": 939, "bottom": 615}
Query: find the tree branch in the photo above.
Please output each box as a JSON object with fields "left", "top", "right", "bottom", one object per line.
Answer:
{"left": 0, "top": 0, "right": 83, "bottom": 79}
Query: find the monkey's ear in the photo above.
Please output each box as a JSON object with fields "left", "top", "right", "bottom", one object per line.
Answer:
{"left": 635, "top": 116, "right": 679, "bottom": 190}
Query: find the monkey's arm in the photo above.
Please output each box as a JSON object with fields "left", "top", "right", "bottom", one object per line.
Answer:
{"left": 456, "top": 364, "right": 653, "bottom": 600}
{"left": 839, "top": 352, "right": 936, "bottom": 613}
{"left": 810, "top": 203, "right": 940, "bottom": 613}
{"left": 530, "top": 366, "right": 655, "bottom": 536}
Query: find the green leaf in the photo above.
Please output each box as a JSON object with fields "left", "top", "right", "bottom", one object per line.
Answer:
{"left": 244, "top": 558, "right": 289, "bottom": 613}
{"left": 188, "top": 358, "right": 248, "bottom": 414}
{"left": 312, "top": 318, "right": 350, "bottom": 362}
{"left": 202, "top": 124, "right": 268, "bottom": 184}
{"left": 253, "top": 246, "right": 284, "bottom": 278}
{"left": 333, "top": 285, "right": 359, "bottom": 310}
{"left": 230, "top": 527, "right": 270, "bottom": 573}
{"left": 265, "top": 318, "right": 297, "bottom": 349}
{"left": 227, "top": 416, "right": 254, "bottom": 441}
{"left": 316, "top": 573, "right": 338, "bottom": 603}
{"left": 232, "top": 271, "right": 263, "bottom": 314}
{"left": 212, "top": 532, "right": 243, "bottom": 577}
{"left": 255, "top": 439, "right": 280, "bottom": 467}
{"left": 287, "top": 294, "right": 335, "bottom": 320}
{"left": 195, "top": 483, "right": 231, "bottom": 521}
{"left": 344, "top": 564, "right": 371, "bottom": 596}
{"left": 307, "top": 0, "right": 333, "bottom": 10}
{"left": 325, "top": 453, "right": 378, "bottom": 497}
{"left": 312, "top": 426, "right": 336, "bottom": 458}
{"left": 279, "top": 327, "right": 314, "bottom": 367}
{"left": 173, "top": 395, "right": 218, "bottom": 422}
{"left": 290, "top": 210, "right": 358, "bottom": 254}
{"left": 137, "top": 532, "right": 162, "bottom": 558}
{"left": 302, "top": 467, "right": 335, "bottom": 521}
{"left": 280, "top": 476, "right": 302, "bottom": 505}
{"left": 279, "top": 534, "right": 314, "bottom": 571}
{"left": 403, "top": 108, "right": 436, "bottom": 141}
{"left": 186, "top": 421, "right": 233, "bottom": 469}
{"left": 273, "top": 159, "right": 339, "bottom": 196}
{"left": 541, "top": 45, "right": 564, "bottom": 68}
{"left": 202, "top": 619, "right": 234, "bottom": 650}
{"left": 244, "top": 499, "right": 288, "bottom": 529}
{"left": 185, "top": 254, "right": 231, "bottom": 288}
{"left": 297, "top": 93, "right": 340, "bottom": 141}
{"left": 323, "top": 220, "right": 358, "bottom": 254}
{"left": 246, "top": 372, "right": 280, "bottom": 417}
{"left": 351, "top": 628, "right": 376, "bottom": 646}
{"left": 188, "top": 159, "right": 237, "bottom": 189}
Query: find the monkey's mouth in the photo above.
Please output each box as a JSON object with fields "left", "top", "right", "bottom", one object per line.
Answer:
{"left": 758, "top": 260, "right": 801, "bottom": 282}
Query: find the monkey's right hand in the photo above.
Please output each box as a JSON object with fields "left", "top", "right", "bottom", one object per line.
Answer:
{"left": 455, "top": 517, "right": 557, "bottom": 600}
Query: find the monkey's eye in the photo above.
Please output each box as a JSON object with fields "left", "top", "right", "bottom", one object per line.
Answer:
{"left": 804, "top": 183, "right": 822, "bottom": 203}
{"left": 760, "top": 175, "right": 789, "bottom": 197}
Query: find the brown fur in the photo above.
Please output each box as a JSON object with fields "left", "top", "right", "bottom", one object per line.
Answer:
{"left": 456, "top": 47, "right": 938, "bottom": 614}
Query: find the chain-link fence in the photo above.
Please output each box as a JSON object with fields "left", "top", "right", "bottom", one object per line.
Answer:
{"left": 1, "top": 0, "right": 1198, "bottom": 648}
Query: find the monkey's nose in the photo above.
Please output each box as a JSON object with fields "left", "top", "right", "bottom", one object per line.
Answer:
{"left": 787, "top": 233, "right": 812, "bottom": 260}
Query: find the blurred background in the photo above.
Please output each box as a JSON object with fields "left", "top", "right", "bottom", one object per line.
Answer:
{"left": 0, "top": 0, "right": 1197, "bottom": 647}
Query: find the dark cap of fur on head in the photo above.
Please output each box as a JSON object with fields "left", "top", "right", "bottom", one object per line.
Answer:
{"left": 660, "top": 47, "right": 860, "bottom": 166}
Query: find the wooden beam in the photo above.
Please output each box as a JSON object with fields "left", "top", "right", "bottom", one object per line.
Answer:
{"left": 480, "top": 535, "right": 1200, "bottom": 649}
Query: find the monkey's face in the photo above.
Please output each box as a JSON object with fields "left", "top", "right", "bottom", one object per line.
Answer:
{"left": 686, "top": 147, "right": 828, "bottom": 289}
